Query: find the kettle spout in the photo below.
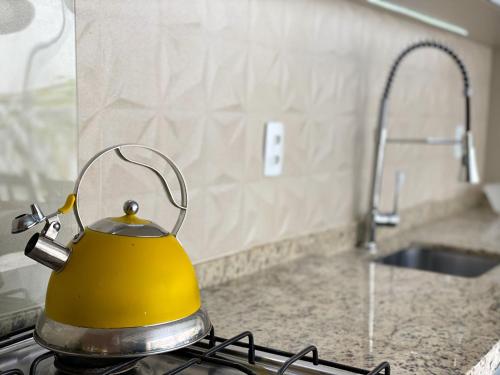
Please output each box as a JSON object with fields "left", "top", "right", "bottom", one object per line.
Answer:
{"left": 25, "top": 233, "right": 70, "bottom": 271}
{"left": 12, "top": 202, "right": 72, "bottom": 271}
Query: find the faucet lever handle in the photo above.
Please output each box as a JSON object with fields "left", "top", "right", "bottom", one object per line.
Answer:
{"left": 393, "top": 170, "right": 405, "bottom": 214}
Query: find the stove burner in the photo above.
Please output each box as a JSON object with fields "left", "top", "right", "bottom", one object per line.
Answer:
{"left": 0, "top": 327, "right": 391, "bottom": 375}
{"left": 54, "top": 355, "right": 140, "bottom": 375}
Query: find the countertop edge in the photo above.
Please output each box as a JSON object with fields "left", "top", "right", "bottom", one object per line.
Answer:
{"left": 467, "top": 340, "right": 500, "bottom": 375}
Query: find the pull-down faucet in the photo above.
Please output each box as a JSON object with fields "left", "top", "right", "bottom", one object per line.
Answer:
{"left": 365, "top": 40, "right": 480, "bottom": 251}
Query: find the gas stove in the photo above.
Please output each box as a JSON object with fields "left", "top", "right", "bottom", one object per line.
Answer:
{"left": 0, "top": 327, "right": 390, "bottom": 375}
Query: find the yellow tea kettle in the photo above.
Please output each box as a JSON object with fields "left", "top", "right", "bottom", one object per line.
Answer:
{"left": 11, "top": 144, "right": 211, "bottom": 357}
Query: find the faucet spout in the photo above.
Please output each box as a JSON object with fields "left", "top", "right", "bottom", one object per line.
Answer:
{"left": 461, "top": 131, "right": 480, "bottom": 184}
{"left": 365, "top": 40, "right": 478, "bottom": 251}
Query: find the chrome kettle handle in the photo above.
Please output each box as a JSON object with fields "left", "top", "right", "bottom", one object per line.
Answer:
{"left": 73, "top": 144, "right": 188, "bottom": 236}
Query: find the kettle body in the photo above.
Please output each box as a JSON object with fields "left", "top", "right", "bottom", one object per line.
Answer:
{"left": 46, "top": 228, "right": 201, "bottom": 328}
{"left": 12, "top": 144, "right": 211, "bottom": 357}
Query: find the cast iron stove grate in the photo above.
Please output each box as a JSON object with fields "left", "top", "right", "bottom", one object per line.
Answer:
{"left": 0, "top": 327, "right": 390, "bottom": 375}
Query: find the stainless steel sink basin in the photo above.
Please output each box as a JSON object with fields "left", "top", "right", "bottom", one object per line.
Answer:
{"left": 375, "top": 244, "right": 500, "bottom": 278}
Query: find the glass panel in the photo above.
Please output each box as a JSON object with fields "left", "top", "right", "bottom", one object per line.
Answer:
{"left": 0, "top": 0, "right": 77, "bottom": 336}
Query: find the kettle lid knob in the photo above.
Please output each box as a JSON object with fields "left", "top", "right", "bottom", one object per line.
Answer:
{"left": 123, "top": 200, "right": 139, "bottom": 215}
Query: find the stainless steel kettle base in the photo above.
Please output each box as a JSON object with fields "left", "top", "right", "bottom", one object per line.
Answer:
{"left": 34, "top": 308, "right": 211, "bottom": 358}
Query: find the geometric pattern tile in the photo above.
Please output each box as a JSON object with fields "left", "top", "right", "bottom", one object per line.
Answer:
{"left": 76, "top": 0, "right": 492, "bottom": 263}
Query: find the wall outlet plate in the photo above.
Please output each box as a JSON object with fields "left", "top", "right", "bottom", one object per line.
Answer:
{"left": 263, "top": 122, "right": 284, "bottom": 176}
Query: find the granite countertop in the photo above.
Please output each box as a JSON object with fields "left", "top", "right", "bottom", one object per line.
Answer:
{"left": 201, "top": 208, "right": 500, "bottom": 374}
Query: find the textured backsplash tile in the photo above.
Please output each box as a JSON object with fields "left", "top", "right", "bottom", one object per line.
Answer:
{"left": 75, "top": 0, "right": 492, "bottom": 264}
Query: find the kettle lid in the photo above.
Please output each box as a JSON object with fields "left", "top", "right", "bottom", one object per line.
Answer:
{"left": 88, "top": 200, "right": 168, "bottom": 237}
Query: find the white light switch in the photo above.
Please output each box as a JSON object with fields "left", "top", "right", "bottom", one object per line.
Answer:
{"left": 263, "top": 122, "right": 284, "bottom": 176}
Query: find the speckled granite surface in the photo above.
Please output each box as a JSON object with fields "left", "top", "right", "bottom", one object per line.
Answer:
{"left": 201, "top": 207, "right": 500, "bottom": 375}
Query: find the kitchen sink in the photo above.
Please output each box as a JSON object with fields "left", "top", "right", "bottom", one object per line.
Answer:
{"left": 375, "top": 244, "right": 500, "bottom": 278}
